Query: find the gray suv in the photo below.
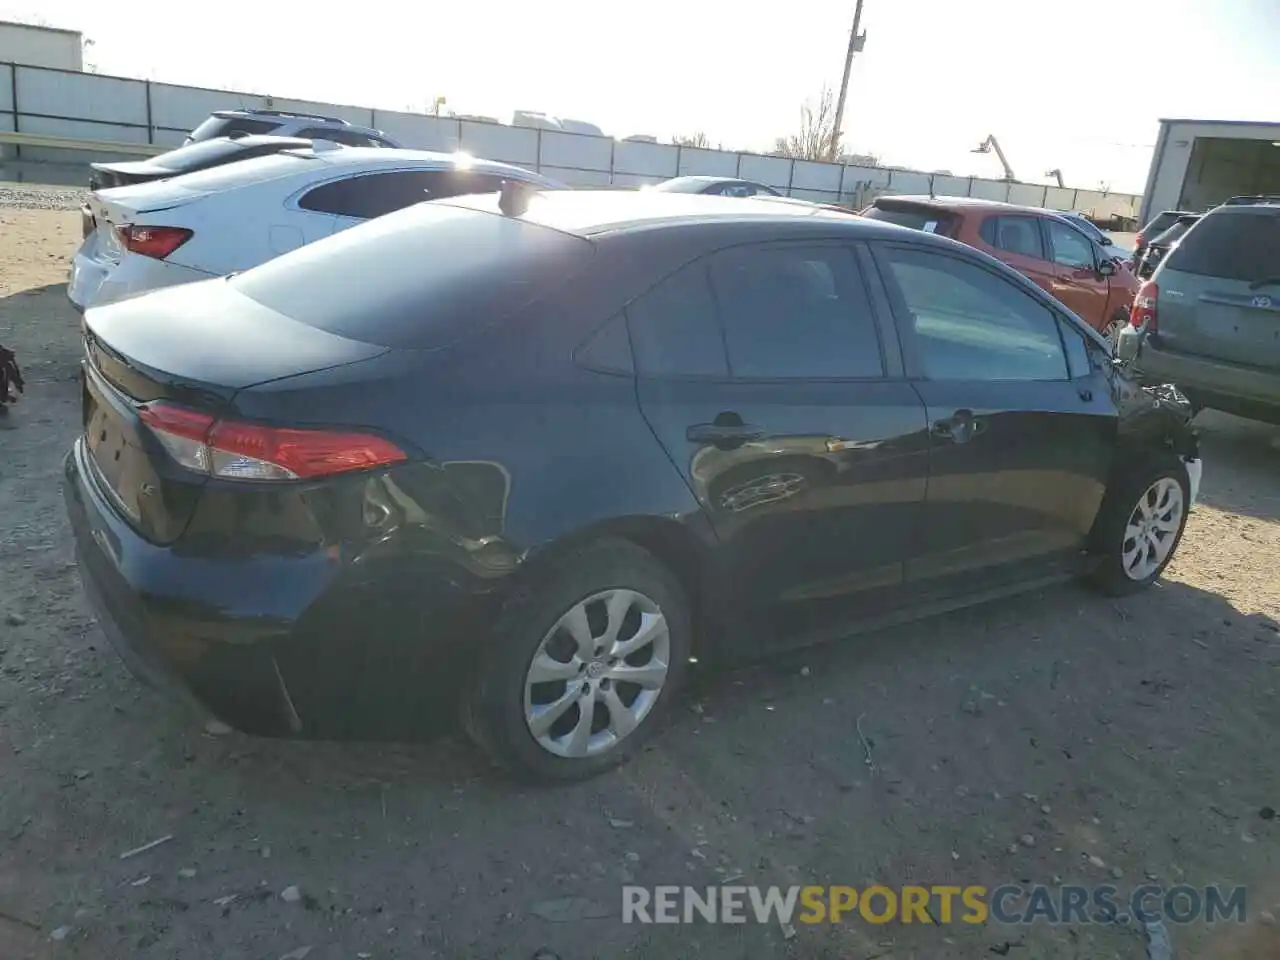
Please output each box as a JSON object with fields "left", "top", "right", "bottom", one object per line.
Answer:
{"left": 1117, "top": 200, "right": 1280, "bottom": 424}
{"left": 185, "top": 108, "right": 401, "bottom": 149}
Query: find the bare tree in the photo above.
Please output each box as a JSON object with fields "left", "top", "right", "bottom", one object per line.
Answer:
{"left": 672, "top": 131, "right": 712, "bottom": 149}
{"left": 773, "top": 87, "right": 839, "bottom": 161}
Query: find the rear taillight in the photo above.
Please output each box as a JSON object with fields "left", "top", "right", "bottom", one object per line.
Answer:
{"left": 116, "top": 225, "right": 192, "bottom": 260}
{"left": 138, "top": 402, "right": 407, "bottom": 481}
{"left": 1130, "top": 280, "right": 1159, "bottom": 333}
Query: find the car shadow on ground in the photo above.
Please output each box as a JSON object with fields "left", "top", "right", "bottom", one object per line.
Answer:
{"left": 1192, "top": 410, "right": 1280, "bottom": 523}
{"left": 60, "top": 548, "right": 1276, "bottom": 957}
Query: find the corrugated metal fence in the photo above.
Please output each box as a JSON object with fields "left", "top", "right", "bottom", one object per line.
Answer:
{"left": 0, "top": 61, "right": 1142, "bottom": 221}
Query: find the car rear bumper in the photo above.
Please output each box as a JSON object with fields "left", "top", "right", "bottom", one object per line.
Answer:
{"left": 68, "top": 248, "right": 212, "bottom": 313}
{"left": 1129, "top": 337, "right": 1280, "bottom": 412}
{"left": 63, "top": 439, "right": 486, "bottom": 740}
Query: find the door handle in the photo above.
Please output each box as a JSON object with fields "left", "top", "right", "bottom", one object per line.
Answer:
{"left": 931, "top": 408, "right": 983, "bottom": 444}
{"left": 686, "top": 421, "right": 764, "bottom": 449}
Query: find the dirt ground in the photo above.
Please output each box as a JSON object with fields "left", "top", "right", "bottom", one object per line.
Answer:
{"left": 1, "top": 207, "right": 1278, "bottom": 960}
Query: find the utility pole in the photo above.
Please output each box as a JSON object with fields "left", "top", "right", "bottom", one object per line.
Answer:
{"left": 830, "top": 0, "right": 867, "bottom": 161}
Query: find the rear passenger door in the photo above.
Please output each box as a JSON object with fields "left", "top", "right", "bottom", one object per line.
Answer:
{"left": 869, "top": 242, "right": 1116, "bottom": 597}
{"left": 629, "top": 241, "right": 931, "bottom": 649}
{"left": 977, "top": 215, "right": 1057, "bottom": 294}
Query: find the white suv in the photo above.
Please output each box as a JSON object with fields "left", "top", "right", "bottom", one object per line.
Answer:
{"left": 68, "top": 146, "right": 561, "bottom": 312}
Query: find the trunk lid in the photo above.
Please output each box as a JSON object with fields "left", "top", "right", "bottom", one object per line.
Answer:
{"left": 1156, "top": 270, "right": 1280, "bottom": 370}
{"left": 81, "top": 278, "right": 389, "bottom": 544}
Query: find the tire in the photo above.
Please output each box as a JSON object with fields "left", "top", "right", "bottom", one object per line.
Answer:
{"left": 1088, "top": 453, "right": 1190, "bottom": 597}
{"left": 462, "top": 538, "right": 691, "bottom": 783}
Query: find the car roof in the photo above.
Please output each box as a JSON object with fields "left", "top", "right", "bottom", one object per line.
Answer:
{"left": 657, "top": 176, "right": 762, "bottom": 187}
{"left": 1206, "top": 200, "right": 1280, "bottom": 215}
{"left": 442, "top": 189, "right": 917, "bottom": 239}
{"left": 215, "top": 107, "right": 349, "bottom": 124}
{"left": 297, "top": 147, "right": 557, "bottom": 182}
{"left": 875, "top": 194, "right": 1061, "bottom": 217}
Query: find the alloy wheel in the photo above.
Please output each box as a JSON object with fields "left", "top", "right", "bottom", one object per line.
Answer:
{"left": 1121, "top": 477, "right": 1184, "bottom": 581}
{"left": 523, "top": 589, "right": 670, "bottom": 758}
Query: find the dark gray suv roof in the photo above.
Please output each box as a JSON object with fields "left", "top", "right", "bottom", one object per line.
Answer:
{"left": 186, "top": 108, "right": 401, "bottom": 149}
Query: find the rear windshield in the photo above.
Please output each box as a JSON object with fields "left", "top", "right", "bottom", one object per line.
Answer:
{"left": 148, "top": 138, "right": 247, "bottom": 170}
{"left": 1142, "top": 212, "right": 1181, "bottom": 237}
{"left": 1151, "top": 219, "right": 1195, "bottom": 246}
{"left": 189, "top": 115, "right": 280, "bottom": 141}
{"left": 154, "top": 152, "right": 316, "bottom": 194}
{"left": 862, "top": 203, "right": 955, "bottom": 234}
{"left": 231, "top": 201, "right": 596, "bottom": 349}
{"left": 1163, "top": 210, "right": 1280, "bottom": 281}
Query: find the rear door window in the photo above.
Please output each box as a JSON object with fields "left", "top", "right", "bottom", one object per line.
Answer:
{"left": 299, "top": 170, "right": 506, "bottom": 219}
{"left": 1163, "top": 211, "right": 1280, "bottom": 281}
{"left": 628, "top": 243, "right": 884, "bottom": 380}
{"left": 979, "top": 216, "right": 1046, "bottom": 259}
{"left": 627, "top": 265, "right": 728, "bottom": 377}
{"left": 706, "top": 244, "right": 884, "bottom": 379}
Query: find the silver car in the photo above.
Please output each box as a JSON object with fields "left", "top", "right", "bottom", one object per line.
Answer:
{"left": 1117, "top": 200, "right": 1280, "bottom": 424}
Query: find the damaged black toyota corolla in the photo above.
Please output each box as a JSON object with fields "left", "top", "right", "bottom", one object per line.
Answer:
{"left": 63, "top": 188, "right": 1201, "bottom": 782}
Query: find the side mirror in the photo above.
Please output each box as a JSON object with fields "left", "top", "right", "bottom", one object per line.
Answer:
{"left": 1098, "top": 259, "right": 1117, "bottom": 277}
{"left": 1114, "top": 322, "right": 1145, "bottom": 363}
{"left": 1100, "top": 236, "right": 1115, "bottom": 246}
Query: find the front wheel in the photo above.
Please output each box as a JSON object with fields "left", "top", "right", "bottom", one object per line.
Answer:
{"left": 1088, "top": 455, "right": 1190, "bottom": 596}
{"left": 463, "top": 539, "right": 691, "bottom": 782}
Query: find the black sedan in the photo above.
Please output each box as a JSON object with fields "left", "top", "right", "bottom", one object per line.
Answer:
{"left": 63, "top": 188, "right": 1201, "bottom": 782}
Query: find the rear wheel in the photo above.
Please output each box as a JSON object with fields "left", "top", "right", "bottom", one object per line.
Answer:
{"left": 463, "top": 539, "right": 691, "bottom": 782}
{"left": 1088, "top": 454, "right": 1190, "bottom": 596}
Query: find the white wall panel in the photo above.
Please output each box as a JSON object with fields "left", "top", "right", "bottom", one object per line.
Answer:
{"left": 18, "top": 67, "right": 146, "bottom": 125}
{"left": 459, "top": 121, "right": 537, "bottom": 166}
{"left": 3, "top": 62, "right": 1144, "bottom": 217}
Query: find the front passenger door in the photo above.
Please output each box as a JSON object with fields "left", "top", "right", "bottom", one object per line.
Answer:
{"left": 870, "top": 242, "right": 1117, "bottom": 598}
{"left": 1044, "top": 219, "right": 1109, "bottom": 330}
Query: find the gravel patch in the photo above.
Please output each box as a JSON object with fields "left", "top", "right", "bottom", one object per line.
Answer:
{"left": 0, "top": 182, "right": 87, "bottom": 212}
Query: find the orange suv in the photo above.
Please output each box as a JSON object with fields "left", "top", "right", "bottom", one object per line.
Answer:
{"left": 861, "top": 197, "right": 1140, "bottom": 340}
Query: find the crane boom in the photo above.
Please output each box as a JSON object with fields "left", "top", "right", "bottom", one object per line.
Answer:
{"left": 972, "top": 135, "right": 1015, "bottom": 181}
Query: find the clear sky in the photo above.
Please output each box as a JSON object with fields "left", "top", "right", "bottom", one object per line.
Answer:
{"left": 5, "top": 0, "right": 1278, "bottom": 194}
